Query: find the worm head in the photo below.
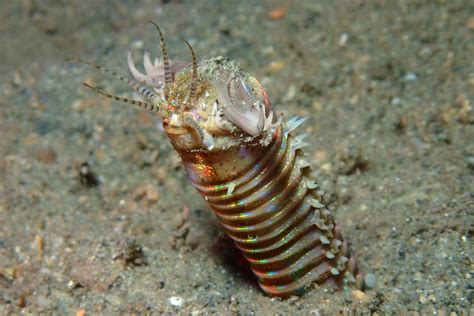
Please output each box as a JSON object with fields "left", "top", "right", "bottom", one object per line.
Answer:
{"left": 165, "top": 57, "right": 282, "bottom": 152}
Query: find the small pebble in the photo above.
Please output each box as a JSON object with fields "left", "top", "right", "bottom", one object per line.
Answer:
{"left": 404, "top": 72, "right": 418, "bottom": 81}
{"left": 267, "top": 61, "right": 285, "bottom": 73}
{"left": 78, "top": 162, "right": 99, "bottom": 187}
{"left": 419, "top": 294, "right": 428, "bottom": 304}
{"left": 428, "top": 294, "right": 436, "bottom": 302}
{"left": 339, "top": 33, "right": 349, "bottom": 46}
{"left": 351, "top": 289, "right": 369, "bottom": 303}
{"left": 169, "top": 296, "right": 184, "bottom": 307}
{"left": 467, "top": 16, "right": 474, "bottom": 30}
{"left": 76, "top": 309, "right": 86, "bottom": 316}
{"left": 186, "top": 227, "right": 203, "bottom": 250}
{"left": 391, "top": 97, "right": 402, "bottom": 105}
{"left": 34, "top": 147, "right": 57, "bottom": 164}
{"left": 173, "top": 205, "right": 190, "bottom": 229}
{"left": 466, "top": 156, "right": 474, "bottom": 170}
{"left": 268, "top": 7, "right": 286, "bottom": 20}
{"left": 134, "top": 183, "right": 160, "bottom": 203}
{"left": 364, "top": 273, "right": 376, "bottom": 289}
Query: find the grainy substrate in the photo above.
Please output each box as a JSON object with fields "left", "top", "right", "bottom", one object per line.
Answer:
{"left": 1, "top": 0, "right": 473, "bottom": 314}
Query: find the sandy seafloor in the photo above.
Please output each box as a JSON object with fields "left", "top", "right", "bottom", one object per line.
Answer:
{"left": 0, "top": 0, "right": 473, "bottom": 314}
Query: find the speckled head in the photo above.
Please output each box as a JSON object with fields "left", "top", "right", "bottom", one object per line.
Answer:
{"left": 104, "top": 22, "right": 279, "bottom": 153}
{"left": 157, "top": 58, "right": 282, "bottom": 151}
{"left": 124, "top": 23, "right": 283, "bottom": 184}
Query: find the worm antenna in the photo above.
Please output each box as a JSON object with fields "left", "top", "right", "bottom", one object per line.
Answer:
{"left": 183, "top": 113, "right": 204, "bottom": 143}
{"left": 183, "top": 40, "right": 199, "bottom": 107}
{"left": 66, "top": 57, "right": 163, "bottom": 107}
{"left": 148, "top": 21, "right": 173, "bottom": 100}
{"left": 82, "top": 82, "right": 165, "bottom": 115}
{"left": 182, "top": 113, "right": 213, "bottom": 149}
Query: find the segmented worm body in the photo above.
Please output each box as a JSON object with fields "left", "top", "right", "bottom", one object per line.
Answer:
{"left": 73, "top": 22, "right": 362, "bottom": 298}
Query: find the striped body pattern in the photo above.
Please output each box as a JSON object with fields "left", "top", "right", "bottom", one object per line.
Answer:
{"left": 182, "top": 124, "right": 359, "bottom": 297}
{"left": 74, "top": 23, "right": 362, "bottom": 297}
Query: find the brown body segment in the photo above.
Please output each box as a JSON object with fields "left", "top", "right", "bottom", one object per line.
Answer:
{"left": 165, "top": 124, "right": 361, "bottom": 297}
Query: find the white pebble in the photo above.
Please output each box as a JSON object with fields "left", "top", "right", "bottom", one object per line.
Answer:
{"left": 169, "top": 296, "right": 184, "bottom": 308}
{"left": 364, "top": 273, "right": 376, "bottom": 289}
{"left": 391, "top": 97, "right": 401, "bottom": 105}
{"left": 339, "top": 33, "right": 349, "bottom": 46}
{"left": 404, "top": 72, "right": 418, "bottom": 81}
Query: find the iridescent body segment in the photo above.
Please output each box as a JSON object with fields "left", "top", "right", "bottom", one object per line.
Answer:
{"left": 74, "top": 22, "right": 362, "bottom": 298}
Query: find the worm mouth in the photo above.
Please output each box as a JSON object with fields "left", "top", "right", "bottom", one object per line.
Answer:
{"left": 163, "top": 121, "right": 205, "bottom": 151}
{"left": 162, "top": 123, "right": 188, "bottom": 135}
